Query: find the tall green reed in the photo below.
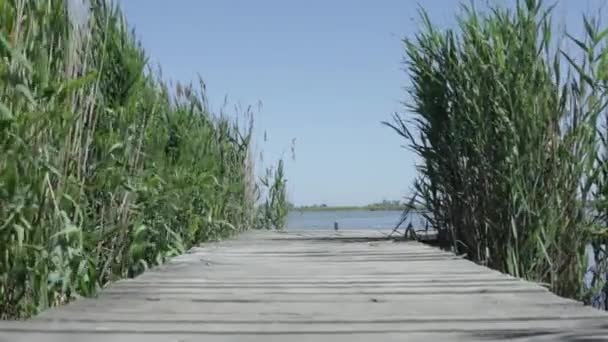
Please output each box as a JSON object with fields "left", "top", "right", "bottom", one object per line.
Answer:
{"left": 0, "top": 0, "right": 287, "bottom": 318}
{"left": 258, "top": 159, "right": 289, "bottom": 230}
{"left": 387, "top": 0, "right": 608, "bottom": 300}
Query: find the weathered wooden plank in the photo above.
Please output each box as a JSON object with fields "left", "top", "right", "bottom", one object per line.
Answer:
{"left": 2, "top": 331, "right": 608, "bottom": 342}
{"left": 1, "top": 317, "right": 607, "bottom": 333}
{"left": 1, "top": 229, "right": 607, "bottom": 341}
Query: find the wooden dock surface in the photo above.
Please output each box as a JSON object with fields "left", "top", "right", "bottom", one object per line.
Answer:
{"left": 1, "top": 229, "right": 607, "bottom": 341}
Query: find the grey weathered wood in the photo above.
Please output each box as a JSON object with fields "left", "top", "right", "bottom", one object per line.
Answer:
{"left": 1, "top": 229, "right": 607, "bottom": 341}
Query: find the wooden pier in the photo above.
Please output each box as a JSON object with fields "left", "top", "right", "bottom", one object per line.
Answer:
{"left": 1, "top": 229, "right": 607, "bottom": 341}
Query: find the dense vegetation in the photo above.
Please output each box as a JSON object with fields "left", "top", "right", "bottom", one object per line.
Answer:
{"left": 365, "top": 200, "right": 407, "bottom": 211}
{"left": 387, "top": 0, "right": 608, "bottom": 307}
{"left": 0, "top": 0, "right": 287, "bottom": 319}
{"left": 294, "top": 200, "right": 412, "bottom": 212}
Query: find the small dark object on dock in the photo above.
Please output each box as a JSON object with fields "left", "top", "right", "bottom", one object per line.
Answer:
{"left": 405, "top": 222, "right": 415, "bottom": 240}
{"left": 334, "top": 221, "right": 339, "bottom": 231}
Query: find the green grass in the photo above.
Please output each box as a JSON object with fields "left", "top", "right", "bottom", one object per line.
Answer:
{"left": 387, "top": 0, "right": 608, "bottom": 302}
{"left": 0, "top": 0, "right": 287, "bottom": 319}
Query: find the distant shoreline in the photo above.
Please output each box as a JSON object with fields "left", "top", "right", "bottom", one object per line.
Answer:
{"left": 291, "top": 205, "right": 423, "bottom": 212}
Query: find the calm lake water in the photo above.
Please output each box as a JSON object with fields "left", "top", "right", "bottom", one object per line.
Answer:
{"left": 286, "top": 210, "right": 426, "bottom": 230}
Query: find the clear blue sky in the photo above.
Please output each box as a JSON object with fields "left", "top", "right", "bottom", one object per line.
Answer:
{"left": 117, "top": 0, "right": 604, "bottom": 206}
